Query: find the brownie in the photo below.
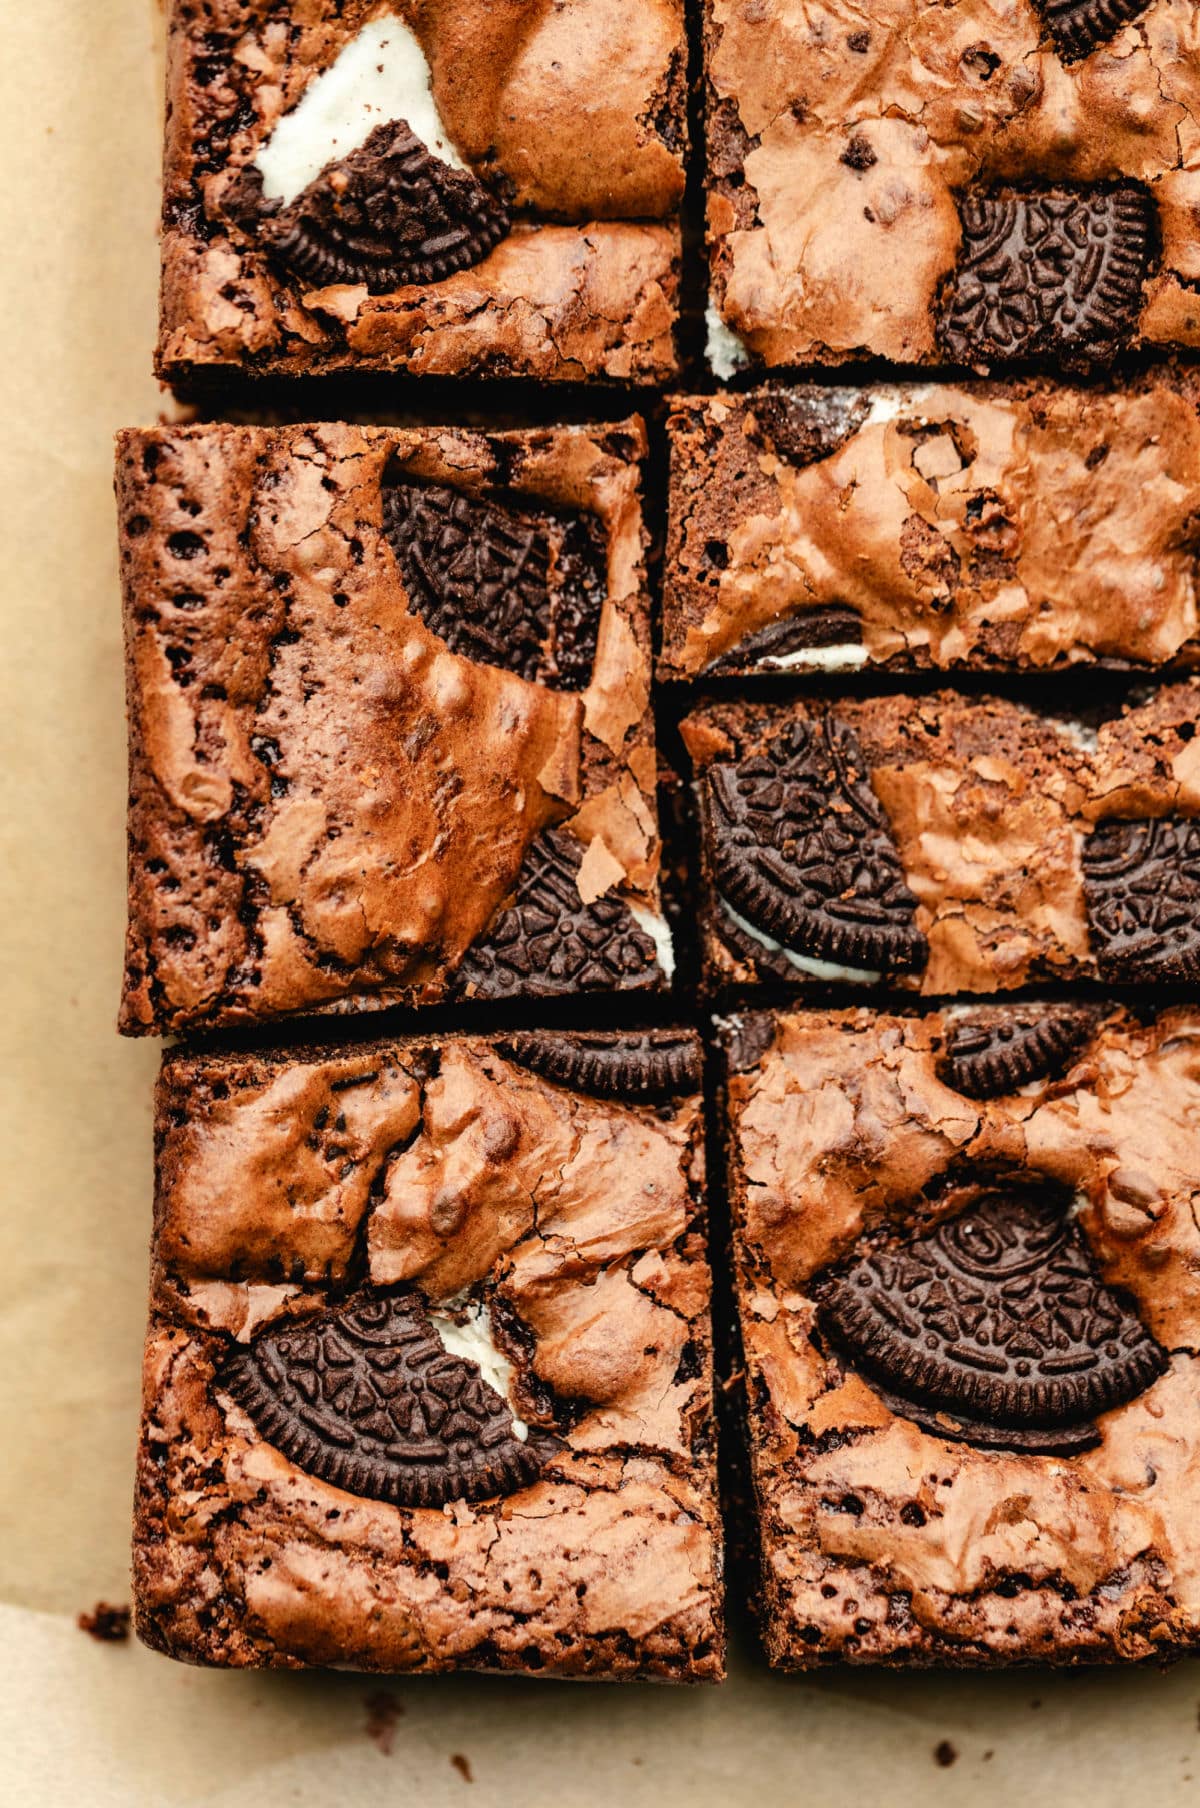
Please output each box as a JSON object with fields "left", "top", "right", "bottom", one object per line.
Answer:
{"left": 132, "top": 1028, "right": 724, "bottom": 1679}
{"left": 662, "top": 378, "right": 1200, "bottom": 679}
{"left": 159, "top": 0, "right": 685, "bottom": 384}
{"left": 722, "top": 1001, "right": 1200, "bottom": 1667}
{"left": 682, "top": 683, "right": 1200, "bottom": 995}
{"left": 703, "top": 0, "right": 1200, "bottom": 374}
{"left": 116, "top": 419, "right": 671, "bottom": 1036}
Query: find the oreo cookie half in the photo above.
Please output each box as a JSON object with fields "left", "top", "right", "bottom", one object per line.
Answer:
{"left": 705, "top": 714, "right": 927, "bottom": 974}
{"left": 939, "top": 184, "right": 1155, "bottom": 366}
{"left": 815, "top": 1186, "right": 1167, "bottom": 1455}
{"left": 234, "top": 119, "right": 509, "bottom": 293}
{"left": 457, "top": 830, "right": 662, "bottom": 999}
{"left": 1083, "top": 816, "right": 1200, "bottom": 983}
{"left": 220, "top": 1292, "right": 554, "bottom": 1507}
{"left": 497, "top": 1031, "right": 701, "bottom": 1101}
{"left": 938, "top": 1006, "right": 1097, "bottom": 1099}
{"left": 1032, "top": 0, "right": 1151, "bottom": 63}
{"left": 704, "top": 606, "right": 864, "bottom": 676}
{"left": 382, "top": 476, "right": 605, "bottom": 689}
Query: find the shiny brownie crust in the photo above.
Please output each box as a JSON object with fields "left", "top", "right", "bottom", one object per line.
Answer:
{"left": 723, "top": 1003, "right": 1200, "bottom": 1668}
{"left": 133, "top": 1030, "right": 724, "bottom": 1679}
{"left": 116, "top": 419, "right": 668, "bottom": 1036}
{"left": 159, "top": 0, "right": 685, "bottom": 383}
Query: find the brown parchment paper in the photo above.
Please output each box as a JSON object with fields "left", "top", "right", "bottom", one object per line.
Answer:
{"left": 2, "top": 4, "right": 1200, "bottom": 1803}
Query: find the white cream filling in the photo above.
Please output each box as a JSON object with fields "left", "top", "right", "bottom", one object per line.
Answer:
{"left": 629, "top": 902, "right": 676, "bottom": 981}
{"left": 706, "top": 300, "right": 749, "bottom": 381}
{"left": 721, "top": 899, "right": 881, "bottom": 985}
{"left": 255, "top": 12, "right": 467, "bottom": 208}
{"left": 756, "top": 641, "right": 869, "bottom": 673}
{"left": 859, "top": 384, "right": 939, "bottom": 428}
{"left": 428, "top": 1302, "right": 528, "bottom": 1441}
{"left": 1049, "top": 716, "right": 1100, "bottom": 753}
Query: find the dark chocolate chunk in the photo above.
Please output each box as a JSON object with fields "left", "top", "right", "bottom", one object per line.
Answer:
{"left": 704, "top": 605, "right": 863, "bottom": 675}
{"left": 221, "top": 1292, "right": 554, "bottom": 1508}
{"left": 457, "top": 830, "right": 662, "bottom": 998}
{"left": 236, "top": 119, "right": 509, "bottom": 294}
{"left": 938, "top": 1006, "right": 1097, "bottom": 1099}
{"left": 723, "top": 1013, "right": 778, "bottom": 1075}
{"left": 749, "top": 388, "right": 871, "bottom": 468}
{"left": 705, "top": 714, "right": 927, "bottom": 974}
{"left": 938, "top": 184, "right": 1155, "bottom": 366}
{"left": 816, "top": 1186, "right": 1167, "bottom": 1455}
{"left": 382, "top": 475, "right": 605, "bottom": 689}
{"left": 1032, "top": 0, "right": 1151, "bottom": 63}
{"left": 1083, "top": 816, "right": 1200, "bottom": 983}
{"left": 497, "top": 1031, "right": 701, "bottom": 1100}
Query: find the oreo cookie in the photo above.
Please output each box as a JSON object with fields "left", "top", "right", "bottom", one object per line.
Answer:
{"left": 457, "top": 830, "right": 662, "bottom": 998}
{"left": 235, "top": 119, "right": 510, "bottom": 293}
{"left": 1083, "top": 816, "right": 1200, "bottom": 983}
{"left": 704, "top": 606, "right": 863, "bottom": 676}
{"left": 938, "top": 1006, "right": 1097, "bottom": 1099}
{"left": 816, "top": 1187, "right": 1167, "bottom": 1455}
{"left": 382, "top": 476, "right": 605, "bottom": 689}
{"left": 1032, "top": 0, "right": 1151, "bottom": 62}
{"left": 497, "top": 1031, "right": 701, "bottom": 1101}
{"left": 705, "top": 714, "right": 927, "bottom": 974}
{"left": 939, "top": 184, "right": 1155, "bottom": 367}
{"left": 220, "top": 1292, "right": 554, "bottom": 1507}
{"left": 749, "top": 389, "right": 870, "bottom": 469}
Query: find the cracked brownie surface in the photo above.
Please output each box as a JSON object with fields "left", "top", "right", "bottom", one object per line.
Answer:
{"left": 663, "top": 378, "right": 1200, "bottom": 679}
{"left": 134, "top": 1030, "right": 723, "bottom": 1679}
{"left": 683, "top": 684, "right": 1200, "bottom": 996}
{"left": 160, "top": 0, "right": 685, "bottom": 383}
{"left": 704, "top": 0, "right": 1200, "bottom": 371}
{"left": 723, "top": 1003, "right": 1200, "bottom": 1667}
{"left": 116, "top": 419, "right": 668, "bottom": 1036}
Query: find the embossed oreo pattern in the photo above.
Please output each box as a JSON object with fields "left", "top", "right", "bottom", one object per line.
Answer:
{"left": 939, "top": 185, "right": 1155, "bottom": 366}
{"left": 497, "top": 1031, "right": 702, "bottom": 1100}
{"left": 221, "top": 1293, "right": 553, "bottom": 1507}
{"left": 1083, "top": 817, "right": 1200, "bottom": 982}
{"left": 707, "top": 715, "right": 927, "bottom": 973}
{"left": 938, "top": 1007, "right": 1097, "bottom": 1099}
{"left": 457, "top": 830, "right": 661, "bottom": 998}
{"left": 245, "top": 120, "right": 510, "bottom": 293}
{"left": 1033, "top": 0, "right": 1152, "bottom": 62}
{"left": 383, "top": 477, "right": 605, "bottom": 689}
{"left": 816, "top": 1189, "right": 1167, "bottom": 1454}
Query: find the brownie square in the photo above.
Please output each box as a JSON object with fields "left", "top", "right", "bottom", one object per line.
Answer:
{"left": 723, "top": 1001, "right": 1200, "bottom": 1668}
{"left": 133, "top": 1028, "right": 724, "bottom": 1679}
{"left": 116, "top": 419, "right": 670, "bottom": 1036}
{"left": 662, "top": 377, "right": 1200, "bottom": 679}
{"left": 160, "top": 1, "right": 685, "bottom": 384}
{"left": 703, "top": 0, "right": 1200, "bottom": 375}
{"left": 682, "top": 683, "right": 1200, "bottom": 996}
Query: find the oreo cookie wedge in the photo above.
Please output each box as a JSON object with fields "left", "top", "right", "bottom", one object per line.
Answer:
{"left": 938, "top": 1005, "right": 1098, "bottom": 1099}
{"left": 237, "top": 118, "right": 510, "bottom": 294}
{"left": 815, "top": 1186, "right": 1167, "bottom": 1455}
{"left": 1032, "top": 0, "right": 1152, "bottom": 63}
{"left": 705, "top": 713, "right": 927, "bottom": 975}
{"left": 457, "top": 830, "right": 663, "bottom": 999}
{"left": 220, "top": 1292, "right": 556, "bottom": 1508}
{"left": 939, "top": 184, "right": 1155, "bottom": 367}
{"left": 382, "top": 475, "right": 605, "bottom": 688}
{"left": 1083, "top": 816, "right": 1200, "bottom": 983}
{"left": 704, "top": 605, "right": 864, "bottom": 676}
{"left": 496, "top": 1031, "right": 702, "bottom": 1101}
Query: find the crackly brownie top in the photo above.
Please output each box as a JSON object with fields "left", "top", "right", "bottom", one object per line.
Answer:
{"left": 117, "top": 421, "right": 664, "bottom": 1034}
{"left": 160, "top": 0, "right": 685, "bottom": 379}
{"left": 705, "top": 0, "right": 1200, "bottom": 367}
{"left": 724, "top": 1005, "right": 1200, "bottom": 1656}
{"left": 663, "top": 381, "right": 1200, "bottom": 677}
{"left": 139, "top": 1031, "right": 718, "bottom": 1674}
{"left": 684, "top": 684, "right": 1200, "bottom": 994}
